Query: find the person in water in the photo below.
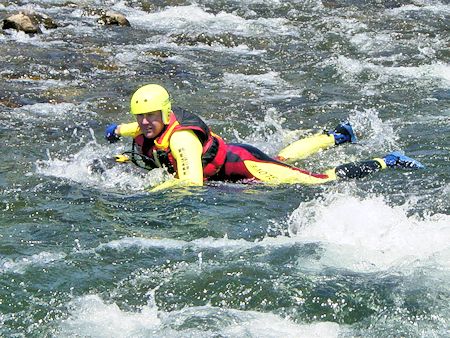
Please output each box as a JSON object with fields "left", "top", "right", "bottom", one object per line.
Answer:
{"left": 105, "top": 84, "right": 424, "bottom": 190}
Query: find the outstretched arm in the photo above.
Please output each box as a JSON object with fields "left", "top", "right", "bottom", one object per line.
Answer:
{"left": 117, "top": 122, "right": 141, "bottom": 138}
{"left": 105, "top": 122, "right": 141, "bottom": 142}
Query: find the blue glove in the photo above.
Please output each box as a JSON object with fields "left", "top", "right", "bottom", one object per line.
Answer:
{"left": 105, "top": 124, "right": 120, "bottom": 143}
{"left": 329, "top": 122, "right": 357, "bottom": 145}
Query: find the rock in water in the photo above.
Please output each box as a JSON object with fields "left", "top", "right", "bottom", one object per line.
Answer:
{"left": 2, "top": 11, "right": 58, "bottom": 34}
{"left": 98, "top": 11, "right": 130, "bottom": 27}
{"left": 32, "top": 12, "right": 58, "bottom": 29}
{"left": 2, "top": 12, "right": 41, "bottom": 34}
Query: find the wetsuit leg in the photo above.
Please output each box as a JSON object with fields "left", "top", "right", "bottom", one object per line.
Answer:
{"left": 212, "top": 143, "right": 336, "bottom": 185}
{"left": 211, "top": 143, "right": 276, "bottom": 181}
{"left": 277, "top": 133, "right": 335, "bottom": 162}
{"left": 277, "top": 122, "right": 357, "bottom": 162}
{"left": 211, "top": 144, "right": 388, "bottom": 185}
{"left": 335, "top": 159, "right": 384, "bottom": 179}
{"left": 245, "top": 158, "right": 388, "bottom": 184}
{"left": 210, "top": 142, "right": 389, "bottom": 185}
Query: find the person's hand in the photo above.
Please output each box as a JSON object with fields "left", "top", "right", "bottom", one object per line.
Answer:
{"left": 105, "top": 124, "right": 120, "bottom": 143}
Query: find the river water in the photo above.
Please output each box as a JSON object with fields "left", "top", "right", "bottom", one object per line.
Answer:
{"left": 1, "top": 0, "right": 449, "bottom": 337}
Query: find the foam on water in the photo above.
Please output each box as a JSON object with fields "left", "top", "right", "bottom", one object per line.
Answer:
{"left": 35, "top": 140, "right": 165, "bottom": 192}
{"left": 223, "top": 71, "right": 290, "bottom": 90}
{"left": 97, "top": 237, "right": 188, "bottom": 251}
{"left": 96, "top": 236, "right": 260, "bottom": 254}
{"left": 57, "top": 294, "right": 160, "bottom": 338}
{"left": 230, "top": 107, "right": 291, "bottom": 155}
{"left": 111, "top": 40, "right": 264, "bottom": 71}
{"left": 234, "top": 106, "right": 400, "bottom": 159}
{"left": 15, "top": 102, "right": 81, "bottom": 120}
{"left": 332, "top": 56, "right": 450, "bottom": 86}
{"left": 349, "top": 32, "right": 395, "bottom": 54}
{"left": 288, "top": 192, "right": 450, "bottom": 272}
{"left": 349, "top": 31, "right": 446, "bottom": 63}
{"left": 192, "top": 43, "right": 265, "bottom": 55}
{"left": 116, "top": 4, "right": 292, "bottom": 37}
{"left": 0, "top": 251, "right": 66, "bottom": 274}
{"left": 56, "top": 294, "right": 342, "bottom": 338}
{"left": 2, "top": 28, "right": 41, "bottom": 44}
{"left": 347, "top": 108, "right": 399, "bottom": 151}
{"left": 222, "top": 71, "right": 303, "bottom": 115}
{"left": 222, "top": 314, "right": 340, "bottom": 338}
{"left": 91, "top": 193, "right": 450, "bottom": 274}
{"left": 387, "top": 2, "right": 450, "bottom": 15}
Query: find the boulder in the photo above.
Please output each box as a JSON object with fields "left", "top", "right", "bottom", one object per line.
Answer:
{"left": 2, "top": 12, "right": 41, "bottom": 34}
{"left": 2, "top": 11, "right": 58, "bottom": 34}
{"left": 98, "top": 11, "right": 130, "bottom": 27}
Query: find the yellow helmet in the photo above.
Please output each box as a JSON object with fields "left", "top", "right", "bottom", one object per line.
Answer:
{"left": 130, "top": 84, "right": 172, "bottom": 124}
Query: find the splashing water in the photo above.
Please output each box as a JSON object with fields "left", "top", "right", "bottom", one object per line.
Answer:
{"left": 288, "top": 193, "right": 450, "bottom": 272}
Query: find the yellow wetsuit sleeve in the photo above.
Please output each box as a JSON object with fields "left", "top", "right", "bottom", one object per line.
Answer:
{"left": 169, "top": 130, "right": 204, "bottom": 185}
{"left": 117, "top": 122, "right": 141, "bottom": 138}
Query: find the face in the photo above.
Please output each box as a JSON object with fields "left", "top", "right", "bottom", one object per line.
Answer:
{"left": 136, "top": 111, "right": 165, "bottom": 139}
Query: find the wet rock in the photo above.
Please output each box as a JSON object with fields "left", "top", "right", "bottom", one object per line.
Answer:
{"left": 145, "top": 50, "right": 175, "bottom": 59}
{"left": 2, "top": 12, "right": 41, "bottom": 34}
{"left": 82, "top": 7, "right": 104, "bottom": 17}
{"left": 42, "top": 86, "right": 87, "bottom": 103}
{"left": 0, "top": 98, "right": 21, "bottom": 109}
{"left": 96, "top": 62, "right": 119, "bottom": 71}
{"left": 2, "top": 11, "right": 58, "bottom": 34}
{"left": 34, "top": 12, "right": 58, "bottom": 29}
{"left": 97, "top": 11, "right": 130, "bottom": 27}
{"left": 172, "top": 32, "right": 240, "bottom": 48}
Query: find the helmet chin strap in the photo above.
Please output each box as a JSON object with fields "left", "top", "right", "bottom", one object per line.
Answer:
{"left": 162, "top": 110, "right": 171, "bottom": 124}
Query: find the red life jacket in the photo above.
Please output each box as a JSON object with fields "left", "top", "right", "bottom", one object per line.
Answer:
{"left": 134, "top": 111, "right": 227, "bottom": 178}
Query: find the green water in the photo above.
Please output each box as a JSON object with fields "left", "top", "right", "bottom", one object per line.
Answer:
{"left": 1, "top": 0, "right": 449, "bottom": 337}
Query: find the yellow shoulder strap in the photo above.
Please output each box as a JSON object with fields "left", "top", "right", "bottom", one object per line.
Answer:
{"left": 154, "top": 121, "right": 180, "bottom": 149}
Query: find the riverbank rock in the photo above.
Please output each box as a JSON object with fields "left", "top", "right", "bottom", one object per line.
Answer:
{"left": 97, "top": 11, "right": 130, "bottom": 27}
{"left": 2, "top": 11, "right": 58, "bottom": 34}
